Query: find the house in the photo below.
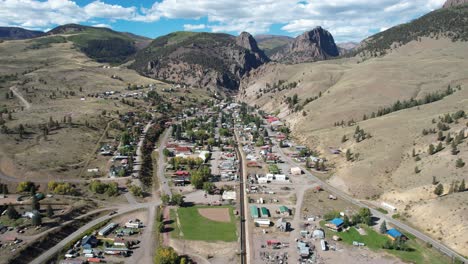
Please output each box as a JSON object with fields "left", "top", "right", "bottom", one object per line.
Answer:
{"left": 125, "top": 220, "right": 143, "bottom": 229}
{"left": 254, "top": 219, "right": 271, "bottom": 227}
{"left": 386, "top": 228, "right": 406, "bottom": 241}
{"left": 250, "top": 205, "right": 259, "bottom": 218}
{"left": 113, "top": 238, "right": 128, "bottom": 247}
{"left": 326, "top": 218, "right": 344, "bottom": 231}
{"left": 81, "top": 235, "right": 99, "bottom": 249}
{"left": 297, "top": 241, "right": 311, "bottom": 258}
{"left": 312, "top": 229, "right": 325, "bottom": 239}
{"left": 98, "top": 222, "right": 118, "bottom": 236}
{"left": 260, "top": 207, "right": 270, "bottom": 217}
{"left": 279, "top": 206, "right": 290, "bottom": 216}
{"left": 175, "top": 146, "right": 192, "bottom": 154}
{"left": 222, "top": 191, "right": 236, "bottom": 200}
{"left": 275, "top": 218, "right": 290, "bottom": 232}
{"left": 290, "top": 167, "right": 302, "bottom": 175}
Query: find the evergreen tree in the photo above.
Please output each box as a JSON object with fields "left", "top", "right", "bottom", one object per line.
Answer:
{"left": 437, "top": 131, "right": 443, "bottom": 141}
{"left": 320, "top": 161, "right": 326, "bottom": 171}
{"left": 6, "top": 204, "right": 19, "bottom": 219}
{"left": 451, "top": 141, "right": 458, "bottom": 155}
{"left": 341, "top": 135, "right": 347, "bottom": 143}
{"left": 32, "top": 212, "right": 42, "bottom": 226}
{"left": 18, "top": 124, "right": 25, "bottom": 138}
{"left": 434, "top": 183, "right": 444, "bottom": 196}
{"left": 346, "top": 149, "right": 352, "bottom": 161}
{"left": 31, "top": 195, "right": 40, "bottom": 211}
{"left": 432, "top": 176, "right": 437, "bottom": 185}
{"left": 47, "top": 204, "right": 54, "bottom": 218}
{"left": 412, "top": 149, "right": 416, "bottom": 157}
{"left": 459, "top": 179, "right": 466, "bottom": 192}
{"left": 428, "top": 144, "right": 435, "bottom": 155}
{"left": 455, "top": 158, "right": 465, "bottom": 168}
{"left": 414, "top": 166, "right": 420, "bottom": 174}
{"left": 436, "top": 142, "right": 443, "bottom": 152}
{"left": 380, "top": 220, "right": 387, "bottom": 234}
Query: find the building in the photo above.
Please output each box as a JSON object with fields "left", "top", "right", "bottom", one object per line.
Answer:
{"left": 260, "top": 207, "right": 270, "bottom": 217}
{"left": 276, "top": 218, "right": 290, "bottom": 232}
{"left": 279, "top": 206, "right": 290, "bottom": 216}
{"left": 386, "top": 228, "right": 406, "bottom": 241}
{"left": 297, "top": 241, "right": 311, "bottom": 258}
{"left": 113, "top": 238, "right": 128, "bottom": 247}
{"left": 254, "top": 219, "right": 271, "bottom": 227}
{"left": 326, "top": 218, "right": 344, "bottom": 231}
{"left": 98, "top": 222, "right": 118, "bottom": 236}
{"left": 250, "top": 205, "right": 259, "bottom": 218}
{"left": 222, "top": 191, "right": 236, "bottom": 200}
{"left": 290, "top": 167, "right": 302, "bottom": 175}
{"left": 82, "top": 235, "right": 99, "bottom": 249}
{"left": 312, "top": 229, "right": 325, "bottom": 239}
{"left": 125, "top": 220, "right": 143, "bottom": 229}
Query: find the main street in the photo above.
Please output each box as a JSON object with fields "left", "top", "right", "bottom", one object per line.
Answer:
{"left": 268, "top": 127, "right": 467, "bottom": 263}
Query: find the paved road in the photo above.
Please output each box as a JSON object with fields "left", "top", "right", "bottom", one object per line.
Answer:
{"left": 234, "top": 130, "right": 250, "bottom": 264}
{"left": 270, "top": 133, "right": 468, "bottom": 263}
{"left": 157, "top": 127, "right": 172, "bottom": 197}
{"left": 10, "top": 86, "right": 31, "bottom": 110}
{"left": 30, "top": 203, "right": 154, "bottom": 264}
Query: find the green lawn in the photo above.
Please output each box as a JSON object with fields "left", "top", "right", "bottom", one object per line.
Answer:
{"left": 320, "top": 221, "right": 450, "bottom": 264}
{"left": 170, "top": 206, "right": 237, "bottom": 242}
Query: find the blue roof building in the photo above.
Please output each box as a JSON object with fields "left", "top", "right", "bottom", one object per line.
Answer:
{"left": 330, "top": 218, "right": 344, "bottom": 227}
{"left": 81, "top": 235, "right": 98, "bottom": 249}
{"left": 386, "top": 228, "right": 403, "bottom": 240}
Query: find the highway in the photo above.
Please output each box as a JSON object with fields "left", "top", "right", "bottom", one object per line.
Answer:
{"left": 234, "top": 130, "right": 249, "bottom": 264}
{"left": 270, "top": 131, "right": 467, "bottom": 263}
{"left": 30, "top": 202, "right": 156, "bottom": 264}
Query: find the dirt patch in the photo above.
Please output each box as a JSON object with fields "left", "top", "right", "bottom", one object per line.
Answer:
{"left": 198, "top": 208, "right": 230, "bottom": 222}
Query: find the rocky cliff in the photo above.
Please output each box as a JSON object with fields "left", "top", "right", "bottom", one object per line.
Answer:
{"left": 132, "top": 31, "right": 269, "bottom": 90}
{"left": 443, "top": 0, "right": 468, "bottom": 8}
{"left": 270, "top": 27, "right": 339, "bottom": 64}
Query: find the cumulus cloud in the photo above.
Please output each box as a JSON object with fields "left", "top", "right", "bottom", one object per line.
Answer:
{"left": 92, "top": 23, "right": 112, "bottom": 29}
{"left": 0, "top": 0, "right": 448, "bottom": 41}
{"left": 183, "top": 24, "right": 206, "bottom": 31}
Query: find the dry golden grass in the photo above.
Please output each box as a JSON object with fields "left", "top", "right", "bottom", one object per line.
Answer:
{"left": 240, "top": 37, "right": 468, "bottom": 255}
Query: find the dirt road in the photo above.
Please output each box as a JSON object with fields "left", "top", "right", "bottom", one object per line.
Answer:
{"left": 10, "top": 86, "right": 31, "bottom": 110}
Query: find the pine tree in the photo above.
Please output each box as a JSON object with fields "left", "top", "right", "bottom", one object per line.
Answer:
{"left": 436, "top": 142, "right": 443, "bottom": 152}
{"left": 437, "top": 131, "right": 443, "bottom": 141}
{"left": 448, "top": 181, "right": 455, "bottom": 194}
{"left": 341, "top": 135, "right": 347, "bottom": 143}
{"left": 451, "top": 141, "right": 458, "bottom": 155}
{"left": 31, "top": 195, "right": 40, "bottom": 211}
{"left": 6, "top": 204, "right": 19, "bottom": 219}
{"left": 432, "top": 176, "right": 437, "bottom": 185}
{"left": 18, "top": 124, "right": 25, "bottom": 138}
{"left": 459, "top": 179, "right": 466, "bottom": 192}
{"left": 47, "top": 204, "right": 54, "bottom": 218}
{"left": 414, "top": 166, "right": 420, "bottom": 174}
{"left": 428, "top": 144, "right": 435, "bottom": 155}
{"left": 320, "top": 161, "right": 326, "bottom": 171}
{"left": 434, "top": 183, "right": 444, "bottom": 196}
{"left": 456, "top": 158, "right": 465, "bottom": 168}
{"left": 32, "top": 212, "right": 42, "bottom": 226}
{"left": 380, "top": 220, "right": 387, "bottom": 234}
{"left": 346, "top": 149, "right": 352, "bottom": 161}
{"left": 412, "top": 149, "right": 416, "bottom": 157}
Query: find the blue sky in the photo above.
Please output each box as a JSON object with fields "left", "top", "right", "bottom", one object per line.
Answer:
{"left": 0, "top": 0, "right": 446, "bottom": 42}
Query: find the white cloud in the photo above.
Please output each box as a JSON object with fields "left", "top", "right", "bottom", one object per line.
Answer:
{"left": 183, "top": 24, "right": 206, "bottom": 30}
{"left": 0, "top": 0, "right": 448, "bottom": 42}
{"left": 92, "top": 23, "right": 112, "bottom": 29}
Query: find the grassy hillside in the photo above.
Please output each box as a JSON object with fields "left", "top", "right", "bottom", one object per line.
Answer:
{"left": 240, "top": 37, "right": 468, "bottom": 256}
{"left": 255, "top": 35, "right": 293, "bottom": 57}
{"left": 0, "top": 38, "right": 209, "bottom": 181}
{"left": 356, "top": 4, "right": 468, "bottom": 57}
{"left": 48, "top": 24, "right": 148, "bottom": 64}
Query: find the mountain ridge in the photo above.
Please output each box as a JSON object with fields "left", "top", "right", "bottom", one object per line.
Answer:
{"left": 0, "top": 27, "right": 45, "bottom": 40}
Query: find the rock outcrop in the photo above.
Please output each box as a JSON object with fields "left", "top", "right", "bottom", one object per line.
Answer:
{"left": 132, "top": 32, "right": 269, "bottom": 90}
{"left": 443, "top": 0, "right": 468, "bottom": 8}
{"left": 270, "top": 27, "right": 339, "bottom": 64}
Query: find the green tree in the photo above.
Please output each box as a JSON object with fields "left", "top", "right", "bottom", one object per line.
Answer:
{"left": 17, "top": 181, "right": 34, "bottom": 193}
{"left": 31, "top": 195, "right": 40, "bottom": 211}
{"left": 154, "top": 247, "right": 179, "bottom": 264}
{"left": 18, "top": 124, "right": 25, "bottom": 138}
{"left": 320, "top": 161, "right": 326, "bottom": 171}
{"left": 380, "top": 220, "right": 387, "bottom": 234}
{"left": 161, "top": 194, "right": 171, "bottom": 205}
{"left": 436, "top": 142, "right": 443, "bottom": 152}
{"left": 434, "top": 183, "right": 444, "bottom": 196}
{"left": 428, "top": 144, "right": 435, "bottom": 155}
{"left": 341, "top": 135, "right": 347, "bottom": 143}
{"left": 346, "top": 149, "right": 352, "bottom": 161}
{"left": 171, "top": 193, "right": 184, "bottom": 206}
{"left": 459, "top": 179, "right": 466, "bottom": 192}
{"left": 203, "top": 182, "right": 215, "bottom": 194}
{"left": 414, "top": 166, "right": 420, "bottom": 174}
{"left": 158, "top": 221, "right": 165, "bottom": 233}
{"left": 32, "top": 211, "right": 42, "bottom": 226}
{"left": 343, "top": 215, "right": 350, "bottom": 227}
{"left": 451, "top": 141, "right": 458, "bottom": 155}
{"left": 47, "top": 204, "right": 54, "bottom": 218}
{"left": 456, "top": 158, "right": 465, "bottom": 168}
{"left": 6, "top": 204, "right": 19, "bottom": 219}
